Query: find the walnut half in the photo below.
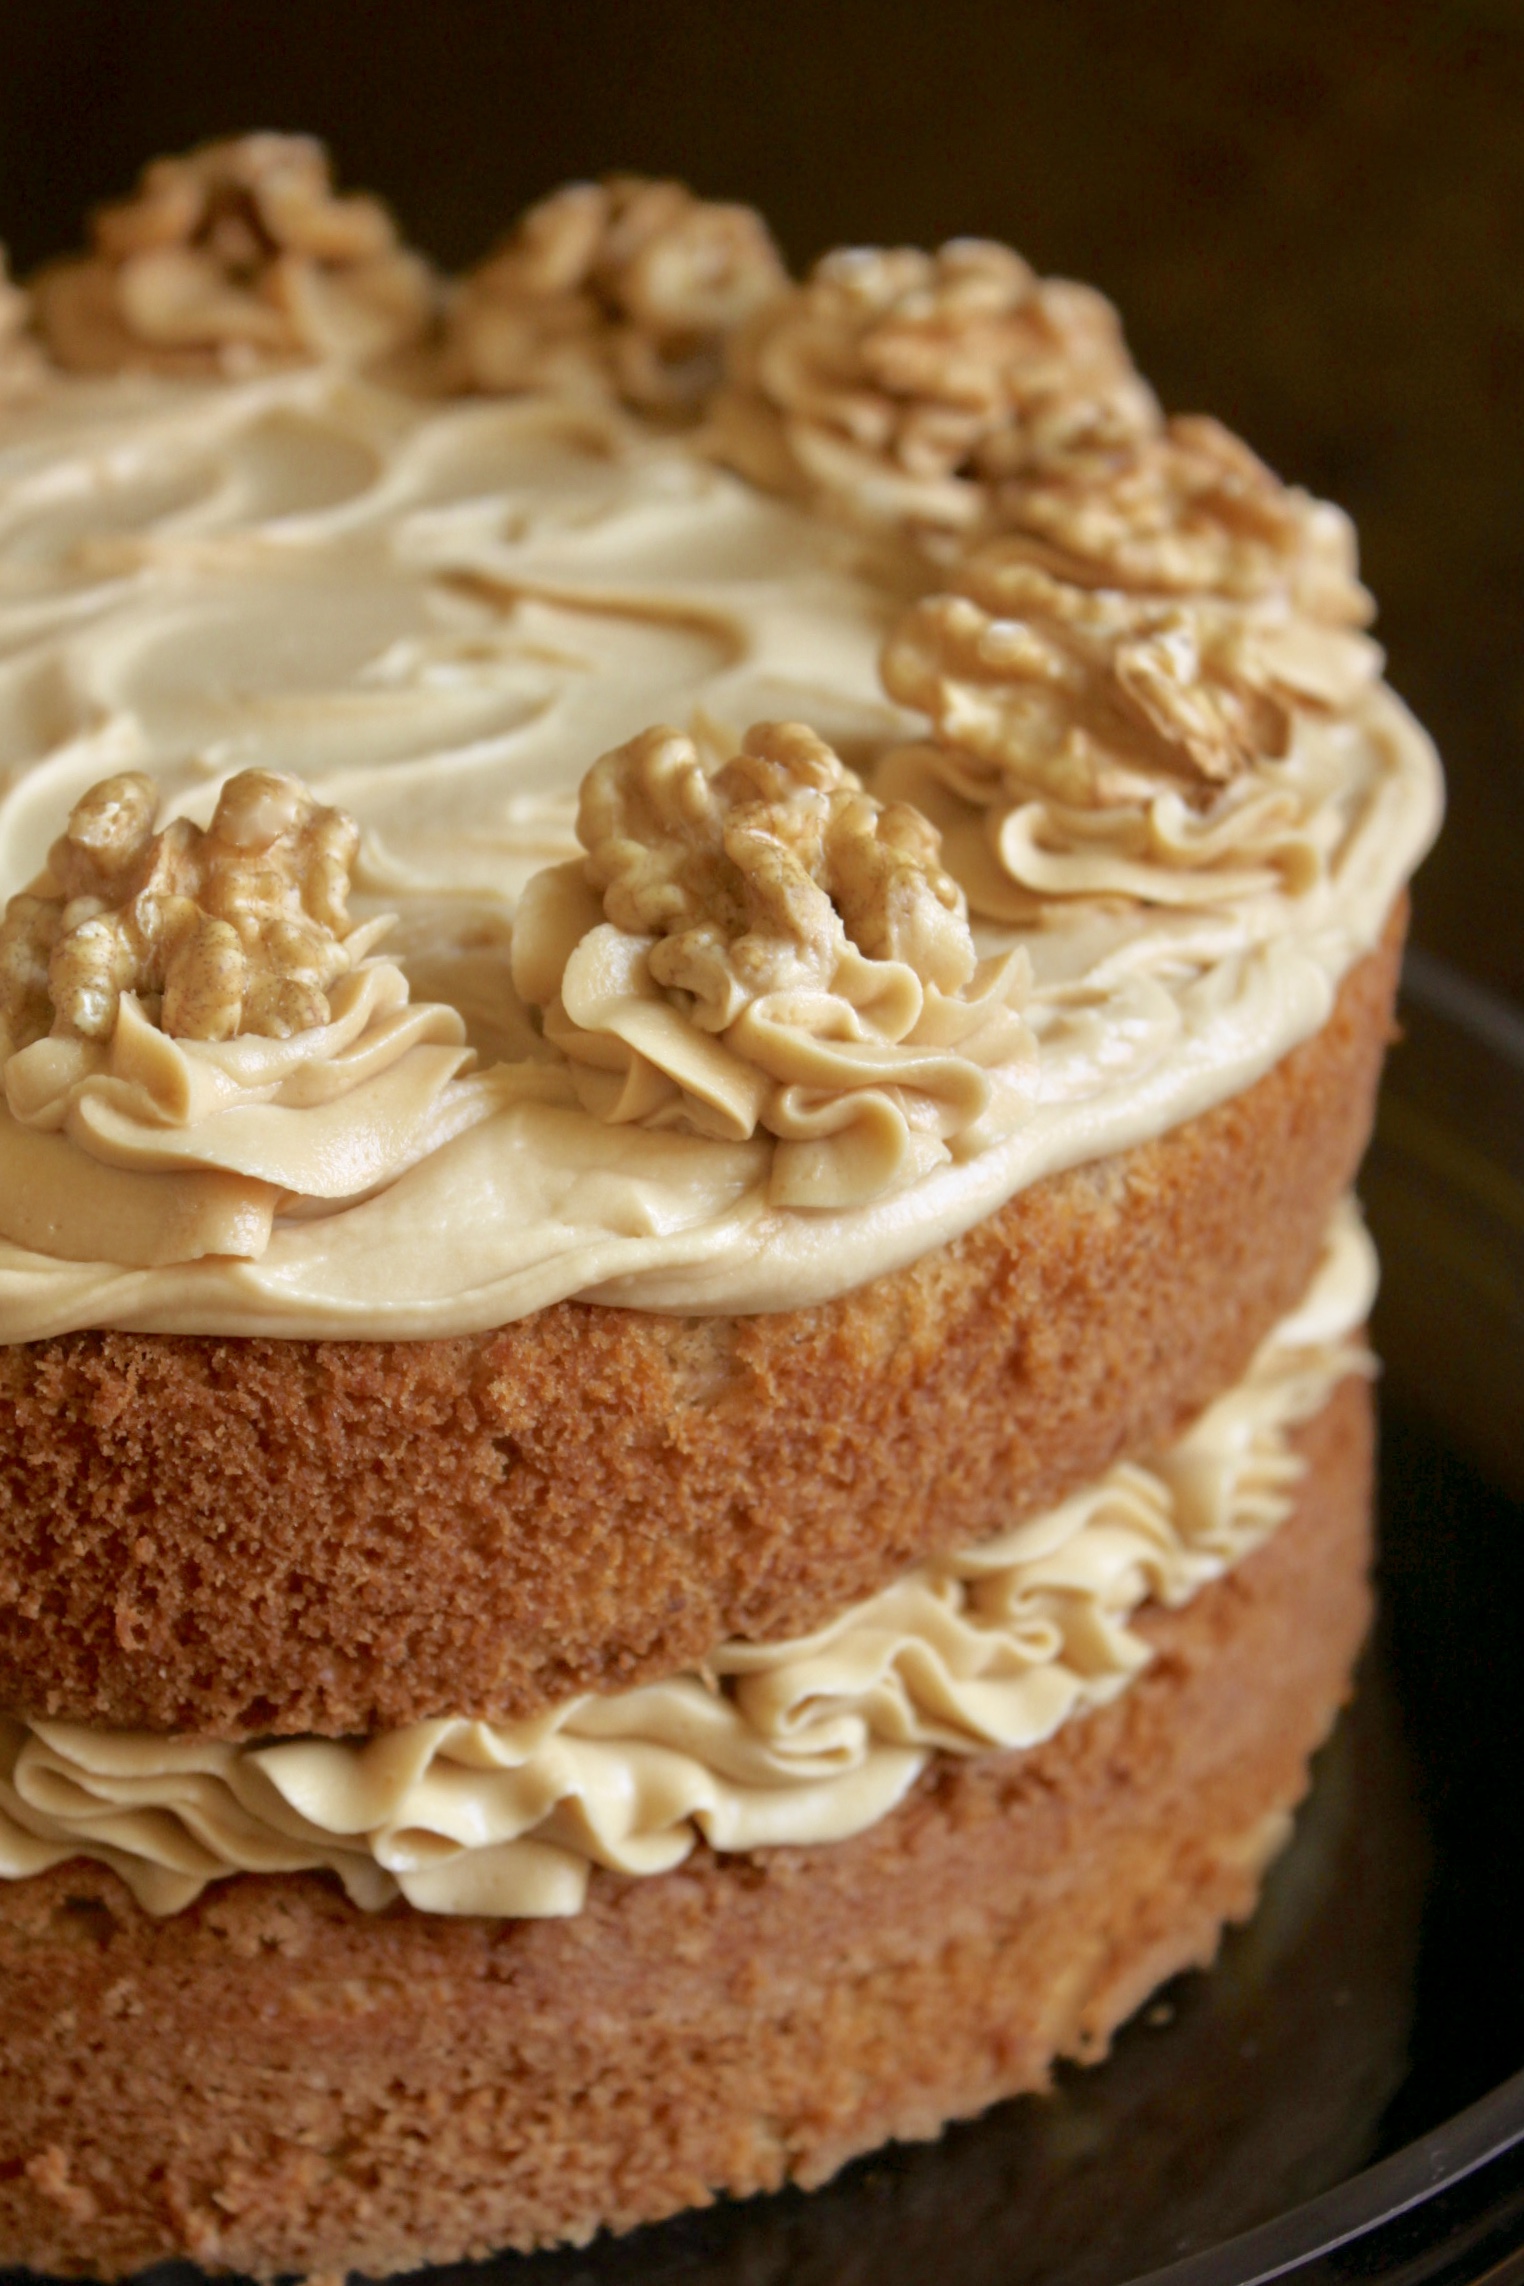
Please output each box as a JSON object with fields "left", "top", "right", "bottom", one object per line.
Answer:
{"left": 31, "top": 135, "right": 436, "bottom": 377}
{"left": 449, "top": 175, "right": 788, "bottom": 417}
{"left": 0, "top": 247, "right": 43, "bottom": 392}
{"left": 0, "top": 768, "right": 366, "bottom": 1062}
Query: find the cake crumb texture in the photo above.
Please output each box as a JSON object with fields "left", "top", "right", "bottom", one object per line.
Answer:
{"left": 0, "top": 907, "right": 1400, "bottom": 1741}
{"left": 0, "top": 1376, "right": 1372, "bottom": 2280}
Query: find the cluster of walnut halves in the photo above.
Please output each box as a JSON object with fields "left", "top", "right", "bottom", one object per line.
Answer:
{"left": 447, "top": 174, "right": 788, "bottom": 416}
{"left": 881, "top": 548, "right": 1382, "bottom": 814}
{"left": 0, "top": 769, "right": 363, "bottom": 1064}
{"left": 708, "top": 238, "right": 1160, "bottom": 540}
{"left": 703, "top": 237, "right": 1381, "bottom": 643}
{"left": 32, "top": 134, "right": 436, "bottom": 376}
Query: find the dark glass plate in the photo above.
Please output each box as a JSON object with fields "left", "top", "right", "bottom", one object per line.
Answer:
{"left": 7, "top": 945, "right": 1523, "bottom": 2286}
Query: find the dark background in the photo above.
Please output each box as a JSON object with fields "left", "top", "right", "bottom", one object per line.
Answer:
{"left": 1, "top": 0, "right": 1520, "bottom": 999}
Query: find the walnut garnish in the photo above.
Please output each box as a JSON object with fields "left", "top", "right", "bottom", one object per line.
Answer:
{"left": 0, "top": 247, "right": 44, "bottom": 392}
{"left": 448, "top": 176, "right": 787, "bottom": 417}
{"left": 988, "top": 414, "right": 1373, "bottom": 628}
{"left": 0, "top": 768, "right": 366, "bottom": 1061}
{"left": 514, "top": 722, "right": 1031, "bottom": 1207}
{"left": 708, "top": 238, "right": 1159, "bottom": 541}
{"left": 580, "top": 719, "right": 979, "bottom": 1009}
{"left": 31, "top": 135, "right": 436, "bottom": 377}
{"left": 882, "top": 552, "right": 1380, "bottom": 813}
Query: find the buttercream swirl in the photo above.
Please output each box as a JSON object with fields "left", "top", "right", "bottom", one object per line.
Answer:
{"left": 0, "top": 1200, "right": 1376, "bottom": 1919}
{"left": 513, "top": 719, "right": 1032, "bottom": 1207}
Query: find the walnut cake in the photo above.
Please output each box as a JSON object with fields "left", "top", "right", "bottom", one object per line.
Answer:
{"left": 0, "top": 138, "right": 1440, "bottom": 2279}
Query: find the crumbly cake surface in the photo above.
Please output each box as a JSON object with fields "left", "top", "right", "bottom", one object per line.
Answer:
{"left": 0, "top": 1373, "right": 1371, "bottom": 2281}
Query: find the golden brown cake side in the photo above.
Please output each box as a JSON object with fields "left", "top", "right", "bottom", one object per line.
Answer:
{"left": 0, "top": 1372, "right": 1373, "bottom": 2280}
{"left": 0, "top": 901, "right": 1401, "bottom": 1741}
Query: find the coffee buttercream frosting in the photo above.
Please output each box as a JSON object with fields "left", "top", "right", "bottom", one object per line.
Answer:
{"left": 0, "top": 1198, "right": 1376, "bottom": 1919}
{"left": 0, "top": 222, "right": 1440, "bottom": 1337}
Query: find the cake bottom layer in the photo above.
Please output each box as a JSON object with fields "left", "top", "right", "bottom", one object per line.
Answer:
{"left": 0, "top": 1374, "right": 1373, "bottom": 2283}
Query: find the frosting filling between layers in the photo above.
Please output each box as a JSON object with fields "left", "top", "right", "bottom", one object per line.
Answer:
{"left": 0, "top": 372, "right": 1441, "bottom": 1337}
{"left": 0, "top": 1199, "right": 1375, "bottom": 1920}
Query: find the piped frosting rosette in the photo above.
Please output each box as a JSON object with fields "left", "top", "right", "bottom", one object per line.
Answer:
{"left": 0, "top": 767, "right": 495, "bottom": 1266}
{"left": 877, "top": 393, "right": 1389, "bottom": 928}
{"left": 877, "top": 542, "right": 1385, "bottom": 925}
{"left": 707, "top": 237, "right": 1159, "bottom": 543}
{"left": 512, "top": 719, "right": 1035, "bottom": 1210}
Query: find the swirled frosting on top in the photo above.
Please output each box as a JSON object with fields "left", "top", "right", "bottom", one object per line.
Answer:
{"left": 0, "top": 356, "right": 1440, "bottom": 1337}
{"left": 0, "top": 1198, "right": 1376, "bottom": 1918}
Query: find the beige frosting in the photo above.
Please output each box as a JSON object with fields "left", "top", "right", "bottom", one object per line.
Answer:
{"left": 0, "top": 363, "right": 1440, "bottom": 1336}
{"left": 0, "top": 1199, "right": 1375, "bottom": 1918}
{"left": 0, "top": 963, "right": 508, "bottom": 1266}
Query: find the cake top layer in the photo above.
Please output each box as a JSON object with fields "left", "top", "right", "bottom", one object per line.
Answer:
{"left": 0, "top": 142, "right": 1441, "bottom": 1339}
